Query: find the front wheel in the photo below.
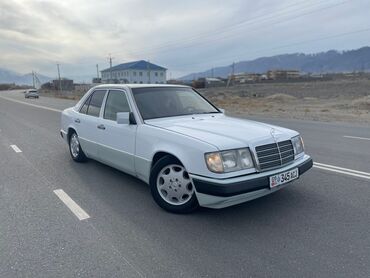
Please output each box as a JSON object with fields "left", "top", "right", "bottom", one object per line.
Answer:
{"left": 69, "top": 132, "right": 87, "bottom": 162}
{"left": 150, "top": 156, "right": 199, "bottom": 213}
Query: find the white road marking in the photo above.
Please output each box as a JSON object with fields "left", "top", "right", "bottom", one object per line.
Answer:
{"left": 313, "top": 162, "right": 370, "bottom": 180}
{"left": 0, "top": 95, "right": 62, "bottom": 113}
{"left": 10, "top": 145, "right": 22, "bottom": 153}
{"left": 343, "top": 135, "right": 370, "bottom": 141}
{"left": 53, "top": 189, "right": 90, "bottom": 220}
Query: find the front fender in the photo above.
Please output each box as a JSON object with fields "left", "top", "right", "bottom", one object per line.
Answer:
{"left": 135, "top": 125, "right": 217, "bottom": 183}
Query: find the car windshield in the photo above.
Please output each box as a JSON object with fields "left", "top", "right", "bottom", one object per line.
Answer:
{"left": 132, "top": 87, "right": 220, "bottom": 120}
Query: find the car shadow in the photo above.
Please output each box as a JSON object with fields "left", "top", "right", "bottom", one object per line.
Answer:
{"left": 69, "top": 156, "right": 317, "bottom": 227}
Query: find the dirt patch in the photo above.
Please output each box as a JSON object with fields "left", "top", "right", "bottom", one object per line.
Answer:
{"left": 199, "top": 78, "right": 370, "bottom": 123}
{"left": 266, "top": 94, "right": 297, "bottom": 102}
{"left": 351, "top": 96, "right": 370, "bottom": 110}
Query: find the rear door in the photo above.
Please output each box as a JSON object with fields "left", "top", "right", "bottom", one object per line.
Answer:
{"left": 97, "top": 89, "right": 137, "bottom": 175}
{"left": 76, "top": 89, "right": 107, "bottom": 158}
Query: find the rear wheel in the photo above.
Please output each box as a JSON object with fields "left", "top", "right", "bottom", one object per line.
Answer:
{"left": 69, "top": 132, "right": 87, "bottom": 162}
{"left": 150, "top": 155, "right": 198, "bottom": 213}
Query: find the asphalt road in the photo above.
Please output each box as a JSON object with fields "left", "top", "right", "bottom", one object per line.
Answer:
{"left": 0, "top": 90, "right": 369, "bottom": 278}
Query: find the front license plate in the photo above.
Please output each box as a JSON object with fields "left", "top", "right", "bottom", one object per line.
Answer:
{"left": 269, "top": 168, "right": 299, "bottom": 188}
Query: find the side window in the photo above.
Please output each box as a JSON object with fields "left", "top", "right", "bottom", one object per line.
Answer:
{"left": 80, "top": 95, "right": 91, "bottom": 114}
{"left": 104, "top": 90, "right": 131, "bottom": 121}
{"left": 86, "top": 90, "right": 106, "bottom": 117}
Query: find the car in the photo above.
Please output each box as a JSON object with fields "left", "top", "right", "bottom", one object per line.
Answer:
{"left": 60, "top": 84, "right": 312, "bottom": 213}
{"left": 25, "top": 89, "right": 39, "bottom": 98}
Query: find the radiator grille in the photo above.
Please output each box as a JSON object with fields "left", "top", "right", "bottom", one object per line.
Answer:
{"left": 255, "top": 140, "right": 294, "bottom": 170}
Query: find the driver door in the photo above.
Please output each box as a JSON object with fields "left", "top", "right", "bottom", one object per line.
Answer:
{"left": 97, "top": 89, "right": 137, "bottom": 175}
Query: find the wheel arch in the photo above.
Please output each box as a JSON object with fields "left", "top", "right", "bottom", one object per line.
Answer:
{"left": 67, "top": 127, "right": 77, "bottom": 142}
{"left": 151, "top": 151, "right": 182, "bottom": 169}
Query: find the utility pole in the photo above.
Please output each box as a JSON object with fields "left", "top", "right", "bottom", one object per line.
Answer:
{"left": 108, "top": 54, "right": 113, "bottom": 81}
{"left": 96, "top": 64, "right": 99, "bottom": 78}
{"left": 32, "top": 71, "right": 35, "bottom": 88}
{"left": 211, "top": 67, "right": 214, "bottom": 78}
{"left": 227, "top": 62, "right": 235, "bottom": 88}
{"left": 56, "top": 63, "right": 62, "bottom": 91}
{"left": 147, "top": 60, "right": 151, "bottom": 84}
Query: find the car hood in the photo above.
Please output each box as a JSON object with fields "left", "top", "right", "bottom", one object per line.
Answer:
{"left": 145, "top": 114, "right": 298, "bottom": 150}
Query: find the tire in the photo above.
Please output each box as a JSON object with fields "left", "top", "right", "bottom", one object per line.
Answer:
{"left": 150, "top": 155, "right": 199, "bottom": 213}
{"left": 69, "top": 131, "right": 87, "bottom": 162}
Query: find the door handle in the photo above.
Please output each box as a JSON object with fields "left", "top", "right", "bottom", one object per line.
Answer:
{"left": 74, "top": 118, "right": 80, "bottom": 123}
{"left": 97, "top": 124, "right": 106, "bottom": 130}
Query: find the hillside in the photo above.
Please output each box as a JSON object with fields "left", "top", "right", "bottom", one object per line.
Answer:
{"left": 179, "top": 47, "right": 370, "bottom": 80}
{"left": 0, "top": 68, "right": 52, "bottom": 85}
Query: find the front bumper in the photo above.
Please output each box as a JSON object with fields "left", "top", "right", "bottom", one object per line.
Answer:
{"left": 190, "top": 155, "right": 312, "bottom": 209}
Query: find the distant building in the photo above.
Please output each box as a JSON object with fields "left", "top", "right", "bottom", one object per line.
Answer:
{"left": 204, "top": 77, "right": 225, "bottom": 87}
{"left": 233, "top": 73, "right": 262, "bottom": 83}
{"left": 92, "top": 77, "right": 102, "bottom": 84}
{"left": 101, "top": 60, "right": 167, "bottom": 84}
{"left": 192, "top": 78, "right": 225, "bottom": 88}
{"left": 267, "top": 70, "right": 300, "bottom": 80}
{"left": 52, "top": 79, "right": 73, "bottom": 91}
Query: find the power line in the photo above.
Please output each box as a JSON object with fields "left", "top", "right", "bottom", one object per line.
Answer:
{"left": 43, "top": 0, "right": 353, "bottom": 75}
{"left": 169, "top": 27, "right": 370, "bottom": 71}
{"left": 112, "top": 0, "right": 316, "bottom": 56}
{"left": 113, "top": 0, "right": 352, "bottom": 58}
{"left": 43, "top": 0, "right": 356, "bottom": 78}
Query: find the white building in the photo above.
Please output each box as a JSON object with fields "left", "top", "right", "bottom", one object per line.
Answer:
{"left": 101, "top": 60, "right": 167, "bottom": 84}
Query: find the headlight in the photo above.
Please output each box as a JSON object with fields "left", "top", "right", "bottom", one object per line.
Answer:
{"left": 205, "top": 148, "right": 254, "bottom": 173}
{"left": 292, "top": 135, "right": 304, "bottom": 155}
{"left": 205, "top": 152, "right": 223, "bottom": 173}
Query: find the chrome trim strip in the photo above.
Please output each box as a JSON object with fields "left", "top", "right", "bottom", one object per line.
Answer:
{"left": 79, "top": 136, "right": 151, "bottom": 162}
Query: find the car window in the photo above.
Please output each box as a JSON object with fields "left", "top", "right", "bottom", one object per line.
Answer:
{"left": 86, "top": 90, "right": 106, "bottom": 117}
{"left": 79, "top": 95, "right": 91, "bottom": 114}
{"left": 104, "top": 90, "right": 131, "bottom": 121}
{"left": 132, "top": 87, "right": 220, "bottom": 120}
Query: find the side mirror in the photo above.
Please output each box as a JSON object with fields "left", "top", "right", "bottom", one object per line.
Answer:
{"left": 219, "top": 108, "right": 225, "bottom": 113}
{"left": 117, "top": 112, "right": 136, "bottom": 125}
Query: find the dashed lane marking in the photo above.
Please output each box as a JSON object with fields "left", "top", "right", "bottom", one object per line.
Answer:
{"left": 10, "top": 145, "right": 22, "bottom": 153}
{"left": 53, "top": 189, "right": 90, "bottom": 221}
{"left": 343, "top": 135, "right": 370, "bottom": 141}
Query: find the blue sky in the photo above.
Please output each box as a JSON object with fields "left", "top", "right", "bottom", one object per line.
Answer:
{"left": 1, "top": 0, "right": 369, "bottom": 80}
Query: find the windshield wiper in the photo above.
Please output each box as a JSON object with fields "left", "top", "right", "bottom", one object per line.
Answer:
{"left": 194, "top": 111, "right": 221, "bottom": 115}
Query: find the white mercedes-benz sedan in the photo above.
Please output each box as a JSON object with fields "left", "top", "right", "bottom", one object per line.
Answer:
{"left": 60, "top": 84, "right": 312, "bottom": 213}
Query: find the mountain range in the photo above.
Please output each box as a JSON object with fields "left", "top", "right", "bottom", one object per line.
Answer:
{"left": 0, "top": 68, "right": 96, "bottom": 85}
{"left": 0, "top": 68, "right": 52, "bottom": 85}
{"left": 179, "top": 46, "right": 370, "bottom": 80}
{"left": 2, "top": 46, "right": 370, "bottom": 84}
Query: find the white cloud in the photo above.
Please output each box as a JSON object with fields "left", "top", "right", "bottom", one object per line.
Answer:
{"left": 0, "top": 0, "right": 369, "bottom": 78}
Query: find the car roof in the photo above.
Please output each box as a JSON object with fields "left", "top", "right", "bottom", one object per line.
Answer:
{"left": 92, "top": 84, "right": 190, "bottom": 90}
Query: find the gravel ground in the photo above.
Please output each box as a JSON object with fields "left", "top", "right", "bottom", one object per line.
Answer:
{"left": 199, "top": 78, "right": 370, "bottom": 123}
{"left": 33, "top": 78, "right": 370, "bottom": 123}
